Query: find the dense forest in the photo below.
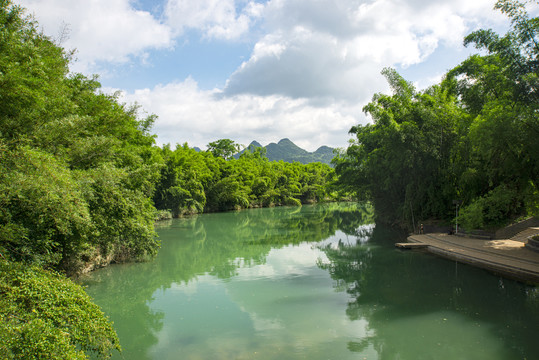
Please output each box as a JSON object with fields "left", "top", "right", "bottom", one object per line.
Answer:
{"left": 154, "top": 141, "right": 338, "bottom": 218}
{"left": 334, "top": 0, "right": 539, "bottom": 231}
{"left": 0, "top": 1, "right": 338, "bottom": 358}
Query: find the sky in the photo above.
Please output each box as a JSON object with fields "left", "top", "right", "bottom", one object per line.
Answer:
{"left": 16, "top": 0, "right": 514, "bottom": 151}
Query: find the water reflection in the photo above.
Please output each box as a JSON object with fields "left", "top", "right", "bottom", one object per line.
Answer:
{"left": 83, "top": 203, "right": 373, "bottom": 359}
{"left": 319, "top": 226, "right": 539, "bottom": 359}
{"left": 83, "top": 203, "right": 538, "bottom": 359}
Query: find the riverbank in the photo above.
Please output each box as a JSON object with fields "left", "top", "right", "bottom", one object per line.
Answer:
{"left": 405, "top": 232, "right": 539, "bottom": 284}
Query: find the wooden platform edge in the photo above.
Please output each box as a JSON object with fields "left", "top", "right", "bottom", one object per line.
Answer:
{"left": 395, "top": 242, "right": 429, "bottom": 249}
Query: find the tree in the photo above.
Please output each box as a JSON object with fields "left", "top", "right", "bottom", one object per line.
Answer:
{"left": 0, "top": 1, "right": 165, "bottom": 356}
{"left": 207, "top": 139, "right": 241, "bottom": 159}
{"left": 336, "top": 68, "right": 461, "bottom": 227}
{"left": 336, "top": 1, "right": 539, "bottom": 229}
{"left": 0, "top": 145, "right": 92, "bottom": 269}
{"left": 153, "top": 144, "right": 212, "bottom": 215}
{"left": 447, "top": 0, "right": 539, "bottom": 225}
{"left": 0, "top": 0, "right": 163, "bottom": 272}
{"left": 0, "top": 0, "right": 71, "bottom": 141}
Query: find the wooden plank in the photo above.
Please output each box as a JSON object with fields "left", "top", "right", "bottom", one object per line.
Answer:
{"left": 395, "top": 242, "right": 429, "bottom": 249}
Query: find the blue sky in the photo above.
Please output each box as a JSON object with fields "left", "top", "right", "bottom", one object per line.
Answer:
{"left": 16, "top": 0, "right": 518, "bottom": 151}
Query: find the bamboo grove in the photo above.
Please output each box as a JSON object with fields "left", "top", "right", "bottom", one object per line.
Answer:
{"left": 335, "top": 0, "right": 539, "bottom": 230}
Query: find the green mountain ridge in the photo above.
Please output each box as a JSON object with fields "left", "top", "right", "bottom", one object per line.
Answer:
{"left": 236, "top": 138, "right": 335, "bottom": 165}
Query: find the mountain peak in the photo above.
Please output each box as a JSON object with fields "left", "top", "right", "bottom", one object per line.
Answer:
{"left": 276, "top": 138, "right": 307, "bottom": 153}
{"left": 247, "top": 140, "right": 262, "bottom": 148}
{"left": 278, "top": 138, "right": 293, "bottom": 144}
{"left": 236, "top": 139, "right": 334, "bottom": 165}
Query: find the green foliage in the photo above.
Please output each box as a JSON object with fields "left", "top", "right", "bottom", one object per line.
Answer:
{"left": 0, "top": 0, "right": 162, "bottom": 273}
{"left": 459, "top": 186, "right": 522, "bottom": 229}
{"left": 207, "top": 138, "right": 241, "bottom": 159}
{"left": 0, "top": 145, "right": 92, "bottom": 268}
{"left": 336, "top": 0, "right": 539, "bottom": 230}
{"left": 154, "top": 144, "right": 214, "bottom": 215}
{"left": 0, "top": 1, "right": 71, "bottom": 140}
{"left": 449, "top": 0, "right": 539, "bottom": 227}
{"left": 81, "top": 164, "right": 159, "bottom": 263}
{"left": 0, "top": 261, "right": 120, "bottom": 359}
{"left": 154, "top": 143, "right": 339, "bottom": 214}
{"left": 336, "top": 68, "right": 461, "bottom": 227}
{"left": 0, "top": 2, "right": 163, "bottom": 354}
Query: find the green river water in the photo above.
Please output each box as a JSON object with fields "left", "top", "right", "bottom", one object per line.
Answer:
{"left": 82, "top": 203, "right": 539, "bottom": 360}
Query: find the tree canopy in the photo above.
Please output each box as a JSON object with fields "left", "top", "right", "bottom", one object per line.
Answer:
{"left": 207, "top": 138, "right": 241, "bottom": 159}
{"left": 335, "top": 0, "right": 539, "bottom": 230}
{"left": 0, "top": 1, "right": 161, "bottom": 357}
{"left": 0, "top": 2, "right": 339, "bottom": 357}
{"left": 153, "top": 141, "right": 340, "bottom": 216}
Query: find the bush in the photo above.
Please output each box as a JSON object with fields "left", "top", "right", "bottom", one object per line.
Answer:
{"left": 459, "top": 185, "right": 521, "bottom": 230}
{"left": 459, "top": 200, "right": 485, "bottom": 230}
{"left": 0, "top": 261, "right": 120, "bottom": 359}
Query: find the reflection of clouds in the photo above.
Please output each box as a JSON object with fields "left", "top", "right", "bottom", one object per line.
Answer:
{"left": 248, "top": 311, "right": 284, "bottom": 332}
{"left": 235, "top": 242, "right": 329, "bottom": 280}
{"left": 224, "top": 241, "right": 375, "bottom": 358}
{"left": 168, "top": 279, "right": 199, "bottom": 296}
{"left": 319, "top": 226, "right": 375, "bottom": 251}
{"left": 145, "top": 219, "right": 379, "bottom": 359}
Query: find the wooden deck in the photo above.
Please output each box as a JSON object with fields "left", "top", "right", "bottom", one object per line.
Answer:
{"left": 403, "top": 233, "right": 539, "bottom": 284}
{"left": 395, "top": 242, "right": 429, "bottom": 249}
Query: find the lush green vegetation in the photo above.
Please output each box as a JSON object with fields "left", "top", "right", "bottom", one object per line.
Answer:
{"left": 0, "top": 261, "right": 120, "bottom": 359}
{"left": 0, "top": 1, "right": 339, "bottom": 357}
{"left": 0, "top": 0, "right": 162, "bottom": 356}
{"left": 0, "top": 1, "right": 162, "bottom": 274}
{"left": 153, "top": 142, "right": 339, "bottom": 217}
{"left": 335, "top": 0, "right": 539, "bottom": 231}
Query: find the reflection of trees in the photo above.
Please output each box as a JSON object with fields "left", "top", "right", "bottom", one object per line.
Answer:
{"left": 82, "top": 202, "right": 373, "bottom": 359}
{"left": 82, "top": 262, "right": 165, "bottom": 360}
{"left": 154, "top": 202, "right": 373, "bottom": 283}
{"left": 319, "top": 225, "right": 539, "bottom": 359}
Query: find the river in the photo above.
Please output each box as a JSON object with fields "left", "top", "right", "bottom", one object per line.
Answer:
{"left": 82, "top": 203, "right": 539, "bottom": 359}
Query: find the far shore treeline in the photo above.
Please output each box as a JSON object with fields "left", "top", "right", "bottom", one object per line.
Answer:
{"left": 0, "top": 0, "right": 538, "bottom": 359}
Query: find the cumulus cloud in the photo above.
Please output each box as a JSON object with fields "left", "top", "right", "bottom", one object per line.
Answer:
{"left": 119, "top": 78, "right": 360, "bottom": 150}
{"left": 223, "top": 0, "right": 504, "bottom": 103}
{"left": 224, "top": 28, "right": 388, "bottom": 102}
{"left": 164, "top": 0, "right": 264, "bottom": 40}
{"left": 15, "top": 0, "right": 512, "bottom": 150}
{"left": 18, "top": 0, "right": 173, "bottom": 73}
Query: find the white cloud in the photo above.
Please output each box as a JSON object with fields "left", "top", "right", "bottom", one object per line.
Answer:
{"left": 224, "top": 28, "right": 389, "bottom": 102}
{"left": 15, "top": 0, "right": 513, "bottom": 150}
{"left": 119, "top": 78, "right": 361, "bottom": 150}
{"left": 18, "top": 0, "right": 173, "bottom": 73}
{"left": 118, "top": 0, "right": 511, "bottom": 149}
{"left": 164, "top": 0, "right": 263, "bottom": 40}
{"left": 224, "top": 0, "right": 506, "bottom": 102}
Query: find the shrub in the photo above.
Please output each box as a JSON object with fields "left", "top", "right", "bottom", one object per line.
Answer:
{"left": 0, "top": 261, "right": 120, "bottom": 359}
{"left": 459, "top": 185, "right": 521, "bottom": 230}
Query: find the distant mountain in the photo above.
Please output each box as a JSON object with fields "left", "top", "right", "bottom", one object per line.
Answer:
{"left": 235, "top": 138, "right": 335, "bottom": 165}
{"left": 246, "top": 140, "right": 263, "bottom": 149}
